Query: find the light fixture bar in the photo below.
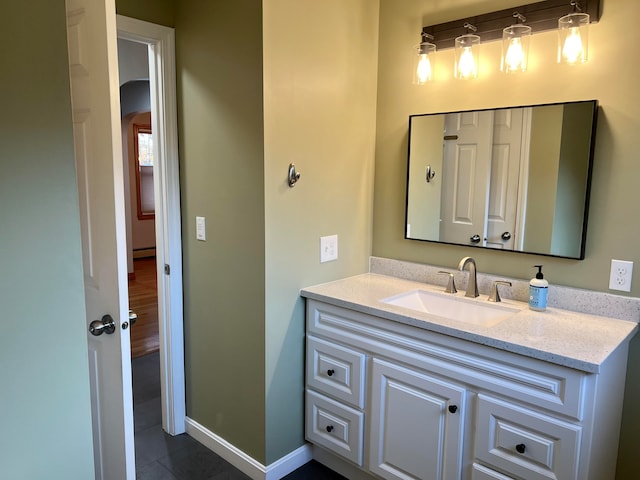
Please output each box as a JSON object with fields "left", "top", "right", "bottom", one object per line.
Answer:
{"left": 422, "top": 0, "right": 600, "bottom": 50}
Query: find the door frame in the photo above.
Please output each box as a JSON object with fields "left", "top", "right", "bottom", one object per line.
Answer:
{"left": 117, "top": 15, "right": 185, "bottom": 435}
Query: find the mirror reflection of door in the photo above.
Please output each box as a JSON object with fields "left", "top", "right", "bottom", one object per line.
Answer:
{"left": 134, "top": 123, "right": 154, "bottom": 219}
{"left": 440, "top": 110, "right": 493, "bottom": 246}
{"left": 440, "top": 109, "right": 530, "bottom": 249}
{"left": 485, "top": 108, "right": 530, "bottom": 250}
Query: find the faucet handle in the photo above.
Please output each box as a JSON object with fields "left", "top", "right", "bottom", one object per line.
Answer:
{"left": 437, "top": 271, "right": 458, "bottom": 294}
{"left": 488, "top": 280, "right": 512, "bottom": 302}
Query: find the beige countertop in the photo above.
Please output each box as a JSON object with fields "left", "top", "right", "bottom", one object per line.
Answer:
{"left": 301, "top": 273, "right": 638, "bottom": 373}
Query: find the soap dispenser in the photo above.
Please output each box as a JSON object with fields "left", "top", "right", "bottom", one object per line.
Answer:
{"left": 529, "top": 265, "right": 548, "bottom": 311}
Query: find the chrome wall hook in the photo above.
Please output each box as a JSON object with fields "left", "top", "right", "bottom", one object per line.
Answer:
{"left": 288, "top": 163, "right": 301, "bottom": 187}
{"left": 426, "top": 165, "right": 436, "bottom": 183}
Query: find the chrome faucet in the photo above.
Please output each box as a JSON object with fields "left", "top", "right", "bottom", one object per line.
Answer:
{"left": 458, "top": 256, "right": 479, "bottom": 298}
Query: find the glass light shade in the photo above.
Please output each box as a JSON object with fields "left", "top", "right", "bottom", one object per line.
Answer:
{"left": 454, "top": 34, "right": 480, "bottom": 79}
{"left": 412, "top": 42, "right": 436, "bottom": 84}
{"left": 558, "top": 12, "right": 589, "bottom": 64}
{"left": 501, "top": 24, "right": 531, "bottom": 73}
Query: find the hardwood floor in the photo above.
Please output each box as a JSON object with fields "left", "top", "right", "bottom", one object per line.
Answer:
{"left": 129, "top": 257, "right": 159, "bottom": 358}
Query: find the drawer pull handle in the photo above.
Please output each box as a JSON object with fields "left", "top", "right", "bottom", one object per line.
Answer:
{"left": 448, "top": 405, "right": 458, "bottom": 414}
{"left": 326, "top": 425, "right": 334, "bottom": 433}
{"left": 515, "top": 443, "right": 526, "bottom": 454}
{"left": 327, "top": 369, "right": 335, "bottom": 377}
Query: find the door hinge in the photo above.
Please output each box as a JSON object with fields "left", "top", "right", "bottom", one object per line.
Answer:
{"left": 164, "top": 264, "right": 170, "bottom": 275}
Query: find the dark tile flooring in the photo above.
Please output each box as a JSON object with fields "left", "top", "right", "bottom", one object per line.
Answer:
{"left": 132, "top": 352, "right": 345, "bottom": 479}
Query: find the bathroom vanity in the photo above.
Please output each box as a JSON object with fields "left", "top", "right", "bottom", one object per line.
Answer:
{"left": 301, "top": 272, "right": 638, "bottom": 480}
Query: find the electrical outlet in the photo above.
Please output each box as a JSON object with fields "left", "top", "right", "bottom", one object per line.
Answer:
{"left": 320, "top": 235, "right": 338, "bottom": 263}
{"left": 609, "top": 259, "right": 633, "bottom": 292}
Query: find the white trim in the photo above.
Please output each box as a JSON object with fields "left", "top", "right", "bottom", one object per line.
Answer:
{"left": 514, "top": 106, "right": 532, "bottom": 251}
{"left": 185, "top": 417, "right": 313, "bottom": 480}
{"left": 116, "top": 15, "right": 186, "bottom": 436}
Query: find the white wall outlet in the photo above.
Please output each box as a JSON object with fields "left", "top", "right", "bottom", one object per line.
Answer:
{"left": 196, "top": 216, "right": 206, "bottom": 241}
{"left": 320, "top": 234, "right": 338, "bottom": 263}
{"left": 609, "top": 259, "right": 633, "bottom": 292}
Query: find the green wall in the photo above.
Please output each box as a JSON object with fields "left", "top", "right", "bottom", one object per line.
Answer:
{"left": 524, "top": 105, "right": 562, "bottom": 253}
{"left": 116, "top": 0, "right": 174, "bottom": 27}
{"left": 263, "top": 0, "right": 379, "bottom": 463}
{"left": 372, "top": 0, "right": 640, "bottom": 477}
{"left": 175, "top": 0, "right": 267, "bottom": 463}
{"left": 0, "top": 1, "right": 95, "bottom": 478}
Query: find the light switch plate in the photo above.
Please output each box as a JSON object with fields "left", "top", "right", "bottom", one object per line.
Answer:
{"left": 320, "top": 235, "right": 338, "bottom": 263}
{"left": 196, "top": 216, "right": 206, "bottom": 241}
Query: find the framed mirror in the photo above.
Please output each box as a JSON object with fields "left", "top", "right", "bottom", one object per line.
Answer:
{"left": 405, "top": 100, "right": 598, "bottom": 259}
{"left": 134, "top": 123, "right": 155, "bottom": 220}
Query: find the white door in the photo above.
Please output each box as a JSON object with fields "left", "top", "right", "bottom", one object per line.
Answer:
{"left": 369, "top": 358, "right": 465, "bottom": 480}
{"left": 440, "top": 111, "right": 493, "bottom": 246}
{"left": 66, "top": 0, "right": 135, "bottom": 478}
{"left": 485, "top": 108, "right": 524, "bottom": 249}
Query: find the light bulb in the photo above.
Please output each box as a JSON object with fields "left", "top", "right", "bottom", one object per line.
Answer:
{"left": 416, "top": 54, "right": 432, "bottom": 83}
{"left": 458, "top": 47, "right": 476, "bottom": 79}
{"left": 558, "top": 12, "right": 589, "bottom": 64}
{"left": 505, "top": 38, "right": 525, "bottom": 71}
{"left": 562, "top": 28, "right": 583, "bottom": 64}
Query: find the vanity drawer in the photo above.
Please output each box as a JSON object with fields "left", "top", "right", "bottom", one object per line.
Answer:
{"left": 472, "top": 463, "right": 514, "bottom": 480}
{"left": 307, "top": 335, "right": 366, "bottom": 408}
{"left": 475, "top": 394, "right": 582, "bottom": 480}
{"left": 305, "top": 389, "right": 364, "bottom": 466}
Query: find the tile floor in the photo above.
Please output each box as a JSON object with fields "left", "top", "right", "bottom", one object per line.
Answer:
{"left": 133, "top": 352, "right": 345, "bottom": 479}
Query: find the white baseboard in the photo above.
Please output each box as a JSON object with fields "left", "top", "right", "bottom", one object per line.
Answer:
{"left": 185, "top": 417, "right": 312, "bottom": 480}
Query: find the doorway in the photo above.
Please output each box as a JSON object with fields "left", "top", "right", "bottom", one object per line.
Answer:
{"left": 117, "top": 15, "right": 186, "bottom": 438}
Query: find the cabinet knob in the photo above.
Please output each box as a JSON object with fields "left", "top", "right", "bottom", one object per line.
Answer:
{"left": 327, "top": 369, "right": 335, "bottom": 377}
{"left": 448, "top": 405, "right": 458, "bottom": 414}
{"left": 515, "top": 443, "right": 526, "bottom": 454}
{"left": 326, "top": 425, "right": 334, "bottom": 433}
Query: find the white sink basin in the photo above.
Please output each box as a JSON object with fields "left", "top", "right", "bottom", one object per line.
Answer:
{"left": 381, "top": 289, "right": 518, "bottom": 327}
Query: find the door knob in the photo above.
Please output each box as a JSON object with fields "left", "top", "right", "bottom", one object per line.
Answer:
{"left": 89, "top": 314, "right": 116, "bottom": 336}
{"left": 470, "top": 234, "right": 481, "bottom": 244}
{"left": 501, "top": 231, "right": 512, "bottom": 240}
{"left": 129, "top": 310, "right": 138, "bottom": 326}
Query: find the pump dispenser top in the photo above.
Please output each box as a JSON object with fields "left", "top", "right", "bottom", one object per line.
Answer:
{"left": 529, "top": 265, "right": 548, "bottom": 311}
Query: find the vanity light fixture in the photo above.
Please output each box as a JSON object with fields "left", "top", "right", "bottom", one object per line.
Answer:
{"left": 454, "top": 23, "right": 480, "bottom": 80}
{"left": 558, "top": 1, "right": 590, "bottom": 64}
{"left": 502, "top": 13, "right": 531, "bottom": 73}
{"left": 415, "top": 0, "right": 600, "bottom": 81}
{"left": 413, "top": 32, "right": 436, "bottom": 84}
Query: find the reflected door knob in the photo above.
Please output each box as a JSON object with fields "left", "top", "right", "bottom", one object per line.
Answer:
{"left": 89, "top": 314, "right": 116, "bottom": 336}
{"left": 501, "top": 231, "right": 512, "bottom": 240}
{"left": 470, "top": 234, "right": 481, "bottom": 244}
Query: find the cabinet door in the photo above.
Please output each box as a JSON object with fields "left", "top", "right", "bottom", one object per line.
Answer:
{"left": 369, "top": 358, "right": 465, "bottom": 480}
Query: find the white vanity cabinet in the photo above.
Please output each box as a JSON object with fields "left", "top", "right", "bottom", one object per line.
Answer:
{"left": 304, "top": 298, "right": 630, "bottom": 480}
